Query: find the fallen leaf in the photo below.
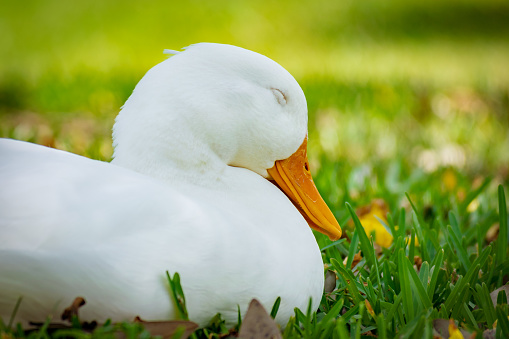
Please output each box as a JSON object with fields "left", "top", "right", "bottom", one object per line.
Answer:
{"left": 238, "top": 299, "right": 282, "bottom": 339}
{"left": 28, "top": 297, "right": 197, "bottom": 339}
{"left": 482, "top": 329, "right": 496, "bottom": 338}
{"left": 324, "top": 270, "right": 337, "bottom": 294}
{"left": 414, "top": 256, "right": 423, "bottom": 271}
{"left": 489, "top": 284, "right": 509, "bottom": 307}
{"left": 364, "top": 300, "right": 374, "bottom": 317}
{"left": 485, "top": 223, "right": 499, "bottom": 243}
{"left": 133, "top": 317, "right": 198, "bottom": 339}
{"left": 432, "top": 319, "right": 472, "bottom": 339}
{"left": 343, "top": 251, "right": 363, "bottom": 270}
{"left": 61, "top": 296, "right": 86, "bottom": 321}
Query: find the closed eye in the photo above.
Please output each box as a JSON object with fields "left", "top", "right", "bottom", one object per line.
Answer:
{"left": 271, "top": 88, "right": 287, "bottom": 105}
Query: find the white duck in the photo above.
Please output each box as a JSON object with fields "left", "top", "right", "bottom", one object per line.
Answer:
{"left": 0, "top": 43, "right": 342, "bottom": 328}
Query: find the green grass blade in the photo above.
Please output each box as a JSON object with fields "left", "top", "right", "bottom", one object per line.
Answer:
{"left": 398, "top": 249, "right": 414, "bottom": 322}
{"left": 346, "top": 202, "right": 376, "bottom": 270}
{"left": 459, "top": 177, "right": 492, "bottom": 213}
{"left": 335, "top": 317, "right": 349, "bottom": 339}
{"left": 498, "top": 185, "right": 507, "bottom": 266}
{"left": 321, "top": 299, "right": 344, "bottom": 324}
{"left": 408, "top": 229, "right": 415, "bottom": 261}
{"left": 446, "top": 225, "right": 471, "bottom": 272}
{"left": 403, "top": 253, "right": 433, "bottom": 309}
{"left": 428, "top": 249, "right": 444, "bottom": 300}
{"left": 474, "top": 282, "right": 497, "bottom": 327}
{"left": 341, "top": 304, "right": 360, "bottom": 323}
{"left": 346, "top": 230, "right": 359, "bottom": 270}
{"left": 166, "top": 271, "right": 189, "bottom": 320}
{"left": 398, "top": 207, "right": 406, "bottom": 238}
{"left": 7, "top": 297, "right": 22, "bottom": 330}
{"left": 332, "top": 259, "right": 363, "bottom": 304}
{"left": 376, "top": 313, "right": 387, "bottom": 339}
{"left": 496, "top": 304, "right": 509, "bottom": 337}
{"left": 270, "top": 296, "right": 281, "bottom": 319}
{"left": 448, "top": 211, "right": 461, "bottom": 241}
{"left": 407, "top": 195, "right": 431, "bottom": 263}
{"left": 320, "top": 238, "right": 346, "bottom": 252}
{"left": 419, "top": 262, "right": 429, "bottom": 289}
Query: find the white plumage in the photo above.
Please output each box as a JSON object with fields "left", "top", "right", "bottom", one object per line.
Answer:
{"left": 0, "top": 43, "right": 340, "bottom": 327}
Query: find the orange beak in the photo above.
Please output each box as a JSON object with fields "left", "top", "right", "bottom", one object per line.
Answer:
{"left": 267, "top": 138, "right": 342, "bottom": 241}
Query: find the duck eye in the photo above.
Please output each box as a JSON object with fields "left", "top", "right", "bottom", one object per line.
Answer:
{"left": 272, "top": 88, "right": 287, "bottom": 105}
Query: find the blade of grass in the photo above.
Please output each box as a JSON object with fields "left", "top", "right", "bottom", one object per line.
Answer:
{"left": 443, "top": 264, "right": 480, "bottom": 313}
{"left": 498, "top": 185, "right": 507, "bottom": 267}
{"left": 403, "top": 253, "right": 433, "bottom": 309}
{"left": 320, "top": 238, "right": 346, "bottom": 252}
{"left": 443, "top": 245, "right": 491, "bottom": 312}
{"left": 332, "top": 259, "right": 363, "bottom": 304}
{"left": 346, "top": 230, "right": 359, "bottom": 270}
{"left": 346, "top": 202, "right": 376, "bottom": 269}
{"left": 496, "top": 304, "right": 509, "bottom": 337}
{"left": 346, "top": 202, "right": 382, "bottom": 292}
{"left": 341, "top": 304, "right": 360, "bottom": 323}
{"left": 408, "top": 229, "right": 415, "bottom": 262}
{"left": 166, "top": 271, "right": 189, "bottom": 320}
{"left": 398, "top": 249, "right": 414, "bottom": 322}
{"left": 7, "top": 297, "right": 22, "bottom": 330}
{"left": 428, "top": 249, "right": 444, "bottom": 300}
{"left": 459, "top": 177, "right": 491, "bottom": 213}
{"left": 398, "top": 207, "right": 406, "bottom": 239}
{"left": 270, "top": 296, "right": 281, "bottom": 319}
{"left": 406, "top": 194, "right": 431, "bottom": 262}
{"left": 321, "top": 299, "right": 344, "bottom": 324}
{"left": 446, "top": 225, "right": 471, "bottom": 272}
{"left": 473, "top": 283, "right": 497, "bottom": 327}
{"left": 376, "top": 313, "right": 387, "bottom": 339}
{"left": 418, "top": 262, "right": 429, "bottom": 290}
{"left": 335, "top": 317, "right": 348, "bottom": 339}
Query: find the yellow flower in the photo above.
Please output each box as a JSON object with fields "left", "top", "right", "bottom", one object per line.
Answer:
{"left": 442, "top": 168, "right": 457, "bottom": 191}
{"left": 357, "top": 200, "right": 393, "bottom": 248}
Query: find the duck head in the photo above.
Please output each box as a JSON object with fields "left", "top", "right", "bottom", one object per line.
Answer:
{"left": 112, "top": 43, "right": 341, "bottom": 240}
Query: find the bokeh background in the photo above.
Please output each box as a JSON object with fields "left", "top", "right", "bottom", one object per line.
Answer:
{"left": 1, "top": 0, "right": 508, "bottom": 210}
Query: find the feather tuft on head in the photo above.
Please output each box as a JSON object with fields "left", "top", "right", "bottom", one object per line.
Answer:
{"left": 163, "top": 49, "right": 181, "bottom": 55}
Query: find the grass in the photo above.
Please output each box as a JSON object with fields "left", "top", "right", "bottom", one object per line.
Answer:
{"left": 1, "top": 0, "right": 508, "bottom": 337}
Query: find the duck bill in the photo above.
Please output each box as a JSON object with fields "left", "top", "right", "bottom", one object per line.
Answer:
{"left": 267, "top": 138, "right": 342, "bottom": 241}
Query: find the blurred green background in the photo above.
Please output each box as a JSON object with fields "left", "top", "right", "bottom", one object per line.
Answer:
{"left": 1, "top": 0, "right": 508, "bottom": 204}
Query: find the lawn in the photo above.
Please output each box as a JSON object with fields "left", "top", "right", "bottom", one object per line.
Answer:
{"left": 0, "top": 0, "right": 508, "bottom": 337}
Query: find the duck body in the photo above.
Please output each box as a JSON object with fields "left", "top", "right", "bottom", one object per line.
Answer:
{"left": 0, "top": 139, "right": 322, "bottom": 326}
{"left": 0, "top": 43, "right": 341, "bottom": 327}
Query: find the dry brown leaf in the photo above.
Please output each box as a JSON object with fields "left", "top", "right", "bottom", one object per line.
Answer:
{"left": 30, "top": 296, "right": 197, "bottom": 339}
{"left": 132, "top": 317, "right": 198, "bottom": 339}
{"left": 414, "top": 256, "right": 423, "bottom": 271}
{"left": 482, "top": 329, "right": 496, "bottom": 339}
{"left": 486, "top": 223, "right": 499, "bottom": 243}
{"left": 61, "top": 297, "right": 86, "bottom": 321}
{"left": 324, "top": 270, "right": 337, "bottom": 294}
{"left": 364, "top": 300, "right": 374, "bottom": 317}
{"left": 433, "top": 319, "right": 449, "bottom": 338}
{"left": 489, "top": 284, "right": 509, "bottom": 307}
{"left": 238, "top": 299, "right": 282, "bottom": 339}
{"left": 343, "top": 251, "right": 363, "bottom": 270}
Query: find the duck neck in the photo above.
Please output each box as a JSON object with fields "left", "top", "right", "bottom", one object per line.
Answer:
{"left": 111, "top": 123, "right": 229, "bottom": 188}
